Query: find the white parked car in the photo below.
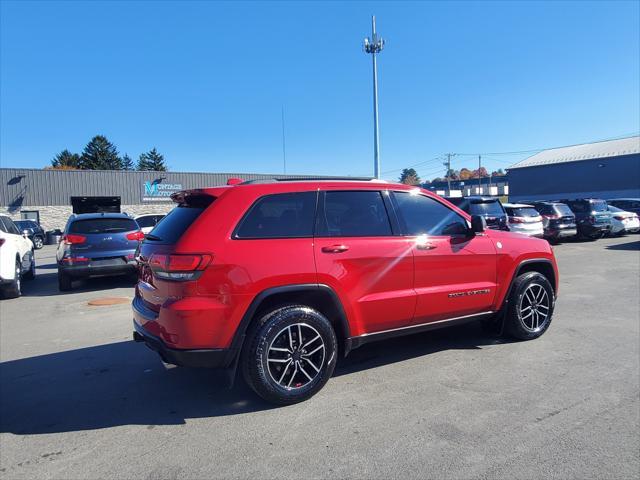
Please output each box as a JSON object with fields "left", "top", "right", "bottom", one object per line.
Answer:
{"left": 608, "top": 206, "right": 640, "bottom": 235}
{"left": 503, "top": 203, "right": 544, "bottom": 238}
{"left": 0, "top": 214, "right": 36, "bottom": 298}
{"left": 135, "top": 214, "right": 166, "bottom": 235}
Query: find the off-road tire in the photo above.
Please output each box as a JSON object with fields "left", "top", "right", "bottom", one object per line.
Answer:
{"left": 242, "top": 305, "right": 338, "bottom": 405}
{"left": 505, "top": 271, "right": 555, "bottom": 340}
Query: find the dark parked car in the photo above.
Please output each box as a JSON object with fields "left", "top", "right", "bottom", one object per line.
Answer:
{"left": 606, "top": 198, "right": 640, "bottom": 217}
{"left": 528, "top": 201, "right": 577, "bottom": 242}
{"left": 558, "top": 199, "right": 612, "bottom": 240}
{"left": 56, "top": 213, "right": 144, "bottom": 291}
{"left": 14, "top": 220, "right": 45, "bottom": 249}
{"left": 445, "top": 196, "right": 509, "bottom": 230}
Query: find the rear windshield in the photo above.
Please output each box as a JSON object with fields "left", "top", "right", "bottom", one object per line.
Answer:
{"left": 507, "top": 207, "right": 539, "bottom": 217}
{"left": 591, "top": 200, "right": 608, "bottom": 212}
{"left": 554, "top": 204, "right": 574, "bottom": 216}
{"left": 145, "top": 206, "right": 207, "bottom": 243}
{"left": 69, "top": 218, "right": 138, "bottom": 234}
{"left": 469, "top": 201, "right": 504, "bottom": 216}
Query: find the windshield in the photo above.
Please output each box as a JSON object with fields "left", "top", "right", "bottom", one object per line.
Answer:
{"left": 470, "top": 201, "right": 504, "bottom": 216}
{"left": 509, "top": 207, "right": 539, "bottom": 217}
{"left": 69, "top": 218, "right": 138, "bottom": 234}
{"left": 136, "top": 215, "right": 163, "bottom": 228}
{"left": 15, "top": 221, "right": 31, "bottom": 229}
{"left": 591, "top": 200, "right": 608, "bottom": 212}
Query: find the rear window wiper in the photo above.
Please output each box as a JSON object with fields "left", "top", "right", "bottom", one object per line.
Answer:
{"left": 144, "top": 233, "right": 162, "bottom": 241}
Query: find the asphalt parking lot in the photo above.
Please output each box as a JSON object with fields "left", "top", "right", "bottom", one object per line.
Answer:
{"left": 1, "top": 236, "right": 638, "bottom": 479}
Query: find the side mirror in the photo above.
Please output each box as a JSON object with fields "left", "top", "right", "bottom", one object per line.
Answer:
{"left": 471, "top": 215, "right": 486, "bottom": 233}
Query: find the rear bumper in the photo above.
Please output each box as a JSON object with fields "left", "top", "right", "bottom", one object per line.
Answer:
{"left": 545, "top": 227, "right": 577, "bottom": 239}
{"left": 577, "top": 224, "right": 611, "bottom": 236}
{"left": 132, "top": 296, "right": 237, "bottom": 369}
{"left": 59, "top": 263, "right": 136, "bottom": 278}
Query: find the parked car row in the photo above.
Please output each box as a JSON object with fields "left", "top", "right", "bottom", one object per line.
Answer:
{"left": 444, "top": 195, "right": 639, "bottom": 242}
{"left": 0, "top": 212, "right": 165, "bottom": 297}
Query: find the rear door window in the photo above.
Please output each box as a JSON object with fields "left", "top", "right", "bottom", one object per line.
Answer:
{"left": 235, "top": 192, "right": 317, "bottom": 239}
{"left": 69, "top": 218, "right": 138, "bottom": 234}
{"left": 316, "top": 191, "right": 392, "bottom": 237}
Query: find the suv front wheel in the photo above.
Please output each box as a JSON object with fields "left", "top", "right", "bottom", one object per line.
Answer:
{"left": 242, "top": 305, "right": 338, "bottom": 405}
{"left": 505, "top": 271, "right": 555, "bottom": 340}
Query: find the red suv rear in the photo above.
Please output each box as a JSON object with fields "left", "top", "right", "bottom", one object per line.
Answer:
{"left": 133, "top": 180, "right": 559, "bottom": 404}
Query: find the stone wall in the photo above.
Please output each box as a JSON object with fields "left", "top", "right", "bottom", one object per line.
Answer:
{"left": 1, "top": 204, "right": 175, "bottom": 232}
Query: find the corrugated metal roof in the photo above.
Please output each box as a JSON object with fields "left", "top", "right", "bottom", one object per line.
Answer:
{"left": 508, "top": 136, "right": 640, "bottom": 169}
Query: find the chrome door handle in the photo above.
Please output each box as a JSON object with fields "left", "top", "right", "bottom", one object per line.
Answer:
{"left": 321, "top": 245, "right": 349, "bottom": 253}
{"left": 416, "top": 243, "right": 437, "bottom": 250}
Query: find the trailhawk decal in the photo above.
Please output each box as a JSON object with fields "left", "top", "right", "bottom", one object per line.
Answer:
{"left": 448, "top": 288, "right": 491, "bottom": 298}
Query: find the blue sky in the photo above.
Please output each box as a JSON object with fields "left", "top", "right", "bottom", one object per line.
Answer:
{"left": 1, "top": 1, "right": 638, "bottom": 181}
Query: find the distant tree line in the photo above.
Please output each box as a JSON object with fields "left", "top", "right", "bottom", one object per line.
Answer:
{"left": 49, "top": 135, "right": 168, "bottom": 171}
{"left": 399, "top": 167, "right": 506, "bottom": 185}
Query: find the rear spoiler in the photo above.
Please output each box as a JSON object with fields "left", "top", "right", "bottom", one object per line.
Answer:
{"left": 170, "top": 189, "right": 215, "bottom": 208}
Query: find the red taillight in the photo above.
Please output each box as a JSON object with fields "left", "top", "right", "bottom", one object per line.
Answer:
{"left": 0, "top": 238, "right": 5, "bottom": 247}
{"left": 509, "top": 216, "right": 524, "bottom": 223}
{"left": 148, "top": 253, "right": 212, "bottom": 280}
{"left": 63, "top": 234, "right": 86, "bottom": 244}
{"left": 543, "top": 214, "right": 560, "bottom": 220}
{"left": 126, "top": 230, "right": 145, "bottom": 241}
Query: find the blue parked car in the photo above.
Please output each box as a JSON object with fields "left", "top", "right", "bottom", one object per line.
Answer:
{"left": 56, "top": 213, "right": 144, "bottom": 291}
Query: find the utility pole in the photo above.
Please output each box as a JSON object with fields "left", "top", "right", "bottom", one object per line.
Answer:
{"left": 478, "top": 155, "right": 482, "bottom": 193}
{"left": 281, "top": 106, "right": 287, "bottom": 174}
{"left": 363, "top": 16, "right": 385, "bottom": 179}
{"left": 444, "top": 153, "right": 453, "bottom": 194}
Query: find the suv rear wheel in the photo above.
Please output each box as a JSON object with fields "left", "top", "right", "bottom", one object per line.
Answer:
{"left": 242, "top": 305, "right": 338, "bottom": 405}
{"left": 58, "top": 270, "right": 72, "bottom": 291}
{"left": 505, "top": 271, "right": 555, "bottom": 340}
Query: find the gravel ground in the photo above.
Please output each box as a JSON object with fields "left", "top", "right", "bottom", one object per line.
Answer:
{"left": 1, "top": 236, "right": 638, "bottom": 479}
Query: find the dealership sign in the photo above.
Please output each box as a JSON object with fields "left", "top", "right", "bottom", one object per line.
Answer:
{"left": 142, "top": 180, "right": 183, "bottom": 202}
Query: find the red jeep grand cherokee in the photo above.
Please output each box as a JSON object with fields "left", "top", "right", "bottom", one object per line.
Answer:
{"left": 133, "top": 179, "right": 558, "bottom": 404}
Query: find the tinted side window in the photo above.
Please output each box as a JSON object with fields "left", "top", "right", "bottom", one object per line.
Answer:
{"left": 235, "top": 192, "right": 317, "bottom": 239}
{"left": 317, "top": 191, "right": 392, "bottom": 237}
{"left": 394, "top": 192, "right": 468, "bottom": 236}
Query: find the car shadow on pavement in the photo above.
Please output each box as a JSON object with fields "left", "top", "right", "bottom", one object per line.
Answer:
{"left": 0, "top": 322, "right": 508, "bottom": 435}
{"left": 20, "top": 271, "right": 136, "bottom": 297}
{"left": 605, "top": 240, "right": 640, "bottom": 251}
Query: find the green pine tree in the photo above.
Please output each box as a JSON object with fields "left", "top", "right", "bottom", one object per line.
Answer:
{"left": 51, "top": 149, "right": 80, "bottom": 169}
{"left": 137, "top": 148, "right": 168, "bottom": 171}
{"left": 399, "top": 168, "right": 421, "bottom": 185}
{"left": 79, "top": 135, "right": 122, "bottom": 170}
{"left": 121, "top": 154, "right": 135, "bottom": 170}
